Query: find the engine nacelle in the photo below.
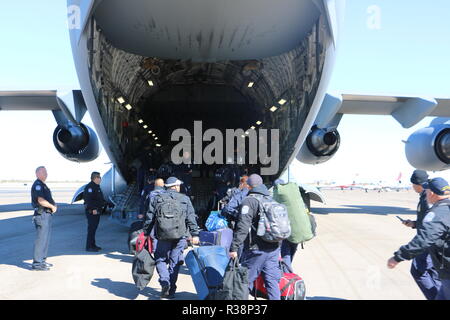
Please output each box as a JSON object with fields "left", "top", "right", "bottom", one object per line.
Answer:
{"left": 53, "top": 122, "right": 100, "bottom": 162}
{"left": 297, "top": 126, "right": 341, "bottom": 165}
{"left": 405, "top": 124, "right": 450, "bottom": 171}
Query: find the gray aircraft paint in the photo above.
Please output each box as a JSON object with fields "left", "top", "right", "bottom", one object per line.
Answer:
{"left": 66, "top": 0, "right": 344, "bottom": 181}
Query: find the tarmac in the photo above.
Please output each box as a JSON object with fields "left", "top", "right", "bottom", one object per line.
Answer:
{"left": 0, "top": 183, "right": 425, "bottom": 300}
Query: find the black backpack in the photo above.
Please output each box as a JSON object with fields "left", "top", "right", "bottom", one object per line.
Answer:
{"left": 154, "top": 192, "right": 186, "bottom": 240}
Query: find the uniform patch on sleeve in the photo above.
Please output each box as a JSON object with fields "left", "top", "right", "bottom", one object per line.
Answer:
{"left": 35, "top": 185, "right": 41, "bottom": 191}
{"left": 88, "top": 188, "right": 93, "bottom": 193}
{"left": 423, "top": 212, "right": 436, "bottom": 223}
{"left": 241, "top": 205, "right": 250, "bottom": 215}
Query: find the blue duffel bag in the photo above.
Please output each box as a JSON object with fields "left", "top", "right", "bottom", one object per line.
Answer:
{"left": 185, "top": 245, "right": 230, "bottom": 300}
{"left": 205, "top": 211, "right": 228, "bottom": 232}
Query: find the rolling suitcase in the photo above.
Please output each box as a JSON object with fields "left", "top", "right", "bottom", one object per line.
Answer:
{"left": 185, "top": 245, "right": 230, "bottom": 300}
{"left": 199, "top": 228, "right": 233, "bottom": 252}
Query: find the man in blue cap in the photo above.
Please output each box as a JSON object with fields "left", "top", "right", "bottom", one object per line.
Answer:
{"left": 388, "top": 177, "right": 450, "bottom": 300}
{"left": 400, "top": 170, "right": 441, "bottom": 299}
{"left": 229, "top": 174, "right": 282, "bottom": 300}
{"left": 146, "top": 177, "right": 200, "bottom": 299}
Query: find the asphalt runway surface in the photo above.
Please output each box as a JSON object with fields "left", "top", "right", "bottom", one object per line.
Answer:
{"left": 0, "top": 184, "right": 425, "bottom": 300}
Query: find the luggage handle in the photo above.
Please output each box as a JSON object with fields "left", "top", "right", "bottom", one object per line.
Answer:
{"left": 227, "top": 257, "right": 240, "bottom": 271}
{"left": 144, "top": 236, "right": 155, "bottom": 257}
{"left": 199, "top": 241, "right": 215, "bottom": 246}
{"left": 280, "top": 277, "right": 299, "bottom": 295}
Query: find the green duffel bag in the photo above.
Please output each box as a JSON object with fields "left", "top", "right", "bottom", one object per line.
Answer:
{"left": 274, "top": 182, "right": 314, "bottom": 244}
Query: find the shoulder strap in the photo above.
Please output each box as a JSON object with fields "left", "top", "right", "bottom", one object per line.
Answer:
{"left": 433, "top": 200, "right": 450, "bottom": 210}
{"left": 280, "top": 277, "right": 299, "bottom": 295}
{"left": 248, "top": 193, "right": 266, "bottom": 201}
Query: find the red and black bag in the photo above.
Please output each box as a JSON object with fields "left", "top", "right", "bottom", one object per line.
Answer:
{"left": 135, "top": 232, "right": 154, "bottom": 254}
{"left": 253, "top": 261, "right": 306, "bottom": 300}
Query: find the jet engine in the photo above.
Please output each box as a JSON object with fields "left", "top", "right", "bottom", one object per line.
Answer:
{"left": 53, "top": 122, "right": 100, "bottom": 162}
{"left": 297, "top": 126, "right": 341, "bottom": 165}
{"left": 405, "top": 124, "right": 450, "bottom": 171}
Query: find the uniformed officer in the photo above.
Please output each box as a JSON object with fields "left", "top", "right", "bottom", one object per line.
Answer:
{"left": 138, "top": 172, "right": 157, "bottom": 220}
{"left": 388, "top": 177, "right": 450, "bottom": 300}
{"left": 146, "top": 177, "right": 200, "bottom": 299}
{"left": 83, "top": 172, "right": 106, "bottom": 252}
{"left": 31, "top": 166, "right": 57, "bottom": 271}
{"left": 174, "top": 151, "right": 193, "bottom": 196}
{"left": 144, "top": 178, "right": 166, "bottom": 220}
{"left": 229, "top": 174, "right": 282, "bottom": 300}
{"left": 221, "top": 175, "right": 249, "bottom": 225}
{"left": 401, "top": 170, "right": 442, "bottom": 300}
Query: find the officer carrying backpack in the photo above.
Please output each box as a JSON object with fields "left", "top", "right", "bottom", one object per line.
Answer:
{"left": 154, "top": 192, "right": 186, "bottom": 240}
{"left": 249, "top": 194, "right": 291, "bottom": 243}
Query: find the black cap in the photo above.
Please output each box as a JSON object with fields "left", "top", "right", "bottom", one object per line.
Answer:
{"left": 410, "top": 170, "right": 428, "bottom": 185}
{"left": 422, "top": 177, "right": 450, "bottom": 196}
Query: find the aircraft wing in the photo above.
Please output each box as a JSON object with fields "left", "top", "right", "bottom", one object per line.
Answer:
{"left": 316, "top": 93, "right": 450, "bottom": 130}
{"left": 0, "top": 90, "right": 87, "bottom": 124}
{"left": 0, "top": 91, "right": 60, "bottom": 111}
{"left": 339, "top": 94, "right": 450, "bottom": 128}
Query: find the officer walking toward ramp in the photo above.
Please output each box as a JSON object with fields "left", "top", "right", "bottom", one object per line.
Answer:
{"left": 230, "top": 174, "right": 288, "bottom": 300}
{"left": 388, "top": 177, "right": 450, "bottom": 300}
{"left": 84, "top": 172, "right": 106, "bottom": 252}
{"left": 138, "top": 173, "right": 157, "bottom": 220}
{"left": 31, "top": 166, "right": 57, "bottom": 271}
{"left": 146, "top": 177, "right": 200, "bottom": 299}
{"left": 401, "top": 170, "right": 441, "bottom": 299}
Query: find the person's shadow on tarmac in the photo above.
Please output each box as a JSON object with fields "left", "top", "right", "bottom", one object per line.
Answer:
{"left": 91, "top": 278, "right": 198, "bottom": 300}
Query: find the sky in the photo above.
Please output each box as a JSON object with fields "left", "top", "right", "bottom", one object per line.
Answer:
{"left": 0, "top": 0, "right": 449, "bottom": 182}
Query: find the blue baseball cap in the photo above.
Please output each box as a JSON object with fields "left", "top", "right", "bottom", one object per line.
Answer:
{"left": 422, "top": 177, "right": 450, "bottom": 196}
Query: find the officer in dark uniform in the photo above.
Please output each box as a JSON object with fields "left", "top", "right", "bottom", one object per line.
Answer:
{"left": 401, "top": 170, "right": 442, "bottom": 300}
{"left": 138, "top": 171, "right": 157, "bottom": 219}
{"left": 83, "top": 172, "right": 106, "bottom": 252}
{"left": 31, "top": 166, "right": 57, "bottom": 271}
{"left": 174, "top": 152, "right": 193, "bottom": 196}
{"left": 213, "top": 165, "right": 233, "bottom": 204}
{"left": 229, "top": 174, "right": 282, "bottom": 300}
{"left": 146, "top": 177, "right": 200, "bottom": 299}
{"left": 388, "top": 177, "right": 450, "bottom": 300}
